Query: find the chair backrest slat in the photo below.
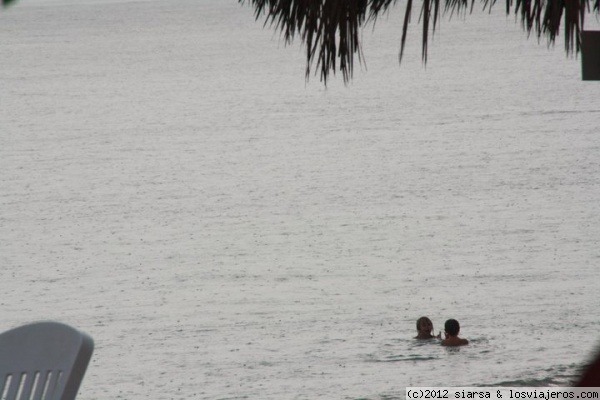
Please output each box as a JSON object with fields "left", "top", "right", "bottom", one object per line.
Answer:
{"left": 4, "top": 374, "right": 18, "bottom": 400}
{"left": 19, "top": 371, "right": 39, "bottom": 400}
{"left": 33, "top": 371, "right": 51, "bottom": 400}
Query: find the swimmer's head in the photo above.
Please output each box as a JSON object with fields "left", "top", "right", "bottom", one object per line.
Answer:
{"left": 444, "top": 319, "right": 460, "bottom": 336}
{"left": 416, "top": 316, "right": 433, "bottom": 332}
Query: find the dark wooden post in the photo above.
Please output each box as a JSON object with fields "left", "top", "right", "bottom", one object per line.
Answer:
{"left": 581, "top": 31, "right": 600, "bottom": 80}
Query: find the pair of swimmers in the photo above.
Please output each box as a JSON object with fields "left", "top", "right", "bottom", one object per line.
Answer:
{"left": 415, "top": 316, "right": 469, "bottom": 346}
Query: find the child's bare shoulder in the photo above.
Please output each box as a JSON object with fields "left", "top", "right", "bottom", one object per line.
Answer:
{"left": 441, "top": 337, "right": 468, "bottom": 346}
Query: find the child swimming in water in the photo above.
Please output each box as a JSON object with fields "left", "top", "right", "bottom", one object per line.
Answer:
{"left": 441, "top": 318, "right": 469, "bottom": 346}
{"left": 415, "top": 316, "right": 441, "bottom": 340}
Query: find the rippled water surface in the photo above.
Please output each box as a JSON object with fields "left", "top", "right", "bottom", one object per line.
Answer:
{"left": 1, "top": 1, "right": 600, "bottom": 399}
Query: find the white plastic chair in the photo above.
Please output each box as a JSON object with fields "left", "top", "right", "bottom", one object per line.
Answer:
{"left": 0, "top": 321, "right": 93, "bottom": 400}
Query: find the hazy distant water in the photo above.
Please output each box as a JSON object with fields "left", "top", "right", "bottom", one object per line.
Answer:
{"left": 1, "top": 1, "right": 600, "bottom": 399}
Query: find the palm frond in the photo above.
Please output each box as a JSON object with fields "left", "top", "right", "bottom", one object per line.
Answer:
{"left": 242, "top": 0, "right": 599, "bottom": 83}
{"left": 242, "top": 0, "right": 395, "bottom": 83}
{"left": 400, "top": 0, "right": 414, "bottom": 63}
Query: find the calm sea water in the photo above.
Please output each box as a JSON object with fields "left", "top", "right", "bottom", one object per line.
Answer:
{"left": 1, "top": 1, "right": 600, "bottom": 399}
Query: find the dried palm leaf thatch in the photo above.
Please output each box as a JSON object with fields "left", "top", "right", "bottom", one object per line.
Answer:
{"left": 241, "top": 0, "right": 600, "bottom": 83}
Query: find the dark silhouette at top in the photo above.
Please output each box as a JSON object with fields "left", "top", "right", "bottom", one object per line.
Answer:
{"left": 240, "top": 0, "right": 600, "bottom": 83}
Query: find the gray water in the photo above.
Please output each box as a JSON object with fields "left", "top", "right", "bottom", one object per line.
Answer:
{"left": 1, "top": 1, "right": 600, "bottom": 399}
